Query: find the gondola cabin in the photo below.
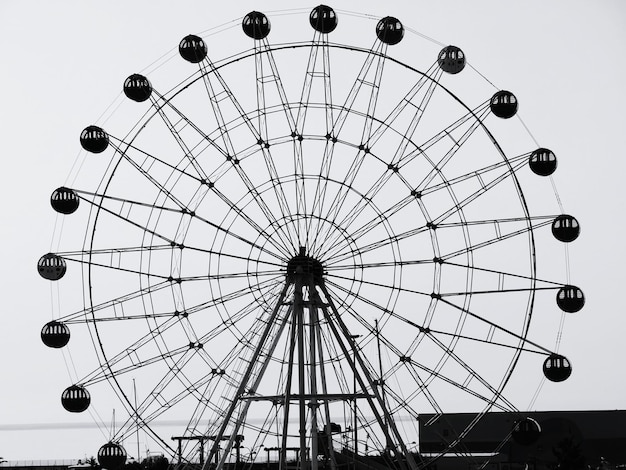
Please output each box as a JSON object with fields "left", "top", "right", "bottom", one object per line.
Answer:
{"left": 98, "top": 442, "right": 127, "bottom": 470}
{"left": 376, "top": 17, "right": 404, "bottom": 45}
{"left": 552, "top": 214, "right": 580, "bottom": 242}
{"left": 41, "top": 321, "right": 70, "bottom": 348}
{"left": 511, "top": 417, "right": 542, "bottom": 446}
{"left": 438, "top": 45, "right": 466, "bottom": 74}
{"left": 557, "top": 285, "right": 585, "bottom": 313}
{"left": 529, "top": 148, "right": 557, "bottom": 176}
{"left": 242, "top": 11, "right": 271, "bottom": 39}
{"left": 310, "top": 5, "right": 338, "bottom": 33}
{"left": 179, "top": 35, "right": 207, "bottom": 63}
{"left": 37, "top": 253, "right": 66, "bottom": 281}
{"left": 61, "top": 385, "right": 91, "bottom": 413}
{"left": 490, "top": 90, "right": 518, "bottom": 119}
{"left": 50, "top": 187, "right": 79, "bottom": 214}
{"left": 123, "top": 74, "right": 152, "bottom": 102}
{"left": 80, "top": 125, "right": 109, "bottom": 153}
{"left": 543, "top": 354, "right": 572, "bottom": 382}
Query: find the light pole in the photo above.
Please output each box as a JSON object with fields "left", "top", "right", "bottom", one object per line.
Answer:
{"left": 348, "top": 334, "right": 362, "bottom": 457}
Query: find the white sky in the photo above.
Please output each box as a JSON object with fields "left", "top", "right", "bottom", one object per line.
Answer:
{"left": 0, "top": 0, "right": 625, "bottom": 462}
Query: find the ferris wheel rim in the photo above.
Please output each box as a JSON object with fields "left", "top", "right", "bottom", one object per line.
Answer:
{"left": 41, "top": 7, "right": 581, "bottom": 468}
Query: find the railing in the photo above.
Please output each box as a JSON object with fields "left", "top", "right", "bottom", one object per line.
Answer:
{"left": 0, "top": 461, "right": 79, "bottom": 468}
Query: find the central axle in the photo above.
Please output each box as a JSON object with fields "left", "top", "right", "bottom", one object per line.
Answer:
{"left": 286, "top": 247, "right": 324, "bottom": 284}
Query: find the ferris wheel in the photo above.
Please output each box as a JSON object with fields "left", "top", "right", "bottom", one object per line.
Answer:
{"left": 40, "top": 6, "right": 583, "bottom": 470}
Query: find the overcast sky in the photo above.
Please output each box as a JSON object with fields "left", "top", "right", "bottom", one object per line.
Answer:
{"left": 0, "top": 0, "right": 625, "bottom": 462}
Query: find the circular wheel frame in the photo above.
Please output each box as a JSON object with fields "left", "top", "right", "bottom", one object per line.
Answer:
{"left": 42, "top": 7, "right": 581, "bottom": 469}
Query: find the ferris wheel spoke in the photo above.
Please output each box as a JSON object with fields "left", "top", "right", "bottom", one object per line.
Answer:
{"left": 379, "top": 366, "right": 455, "bottom": 425}
{"left": 253, "top": 38, "right": 297, "bottom": 135}
{"left": 294, "top": 38, "right": 336, "bottom": 247}
{"left": 420, "top": 332, "right": 520, "bottom": 410}
{"left": 307, "top": 40, "right": 391, "bottom": 253}
{"left": 324, "top": 170, "right": 396, "bottom": 255}
{"left": 212, "top": 160, "right": 297, "bottom": 255}
{"left": 107, "top": 347, "right": 195, "bottom": 389}
{"left": 314, "top": 141, "right": 418, "bottom": 257}
{"left": 309, "top": 155, "right": 412, "bottom": 263}
{"left": 178, "top": 269, "right": 285, "bottom": 282}
{"left": 137, "top": 378, "right": 225, "bottom": 437}
{"left": 210, "top": 186, "right": 293, "bottom": 257}
{"left": 185, "top": 380, "right": 229, "bottom": 438}
{"left": 324, "top": 144, "right": 532, "bottom": 263}
{"left": 410, "top": 110, "right": 492, "bottom": 196}
{"left": 439, "top": 286, "right": 559, "bottom": 298}
{"left": 146, "top": 91, "right": 216, "bottom": 181}
{"left": 306, "top": 155, "right": 337, "bottom": 251}
{"left": 190, "top": 208, "right": 286, "bottom": 260}
{"left": 196, "top": 50, "right": 263, "bottom": 144}
{"left": 403, "top": 99, "right": 491, "bottom": 169}
{"left": 347, "top": 298, "right": 517, "bottom": 415}
{"left": 110, "top": 136, "right": 209, "bottom": 187}
{"left": 292, "top": 36, "right": 335, "bottom": 244}
{"left": 172, "top": 274, "right": 285, "bottom": 340}
{"left": 192, "top": 279, "right": 286, "bottom": 347}
{"left": 135, "top": 353, "right": 225, "bottom": 416}
{"left": 429, "top": 158, "right": 529, "bottom": 226}
{"left": 112, "top": 369, "right": 227, "bottom": 446}
{"left": 402, "top": 359, "right": 514, "bottom": 414}
{"left": 105, "top": 139, "right": 204, "bottom": 211}
{"left": 324, "top": 221, "right": 430, "bottom": 266}
{"left": 248, "top": 39, "right": 301, "bottom": 245}
{"left": 312, "top": 48, "right": 393, "bottom": 251}
{"left": 56, "top": 280, "right": 170, "bottom": 324}
{"left": 418, "top": 152, "right": 529, "bottom": 199}
{"left": 367, "top": 62, "right": 442, "bottom": 151}
{"left": 296, "top": 37, "right": 333, "bottom": 134}
{"left": 61, "top": 273, "right": 283, "bottom": 335}
{"left": 75, "top": 189, "right": 283, "bottom": 260}
{"left": 323, "top": 153, "right": 525, "bottom": 262}
{"left": 401, "top": 363, "right": 445, "bottom": 415}
{"left": 178, "top": 245, "right": 284, "bottom": 269}
{"left": 191, "top": 52, "right": 299, "bottom": 252}
{"left": 243, "top": 146, "right": 297, "bottom": 249}
{"left": 90, "top": 330, "right": 238, "bottom": 422}
{"left": 421, "top": 325, "right": 550, "bottom": 356}
{"left": 332, "top": 40, "right": 387, "bottom": 138}
{"left": 57, "top": 253, "right": 170, "bottom": 280}
{"left": 327, "top": 271, "right": 431, "bottom": 298}
{"left": 436, "top": 297, "right": 552, "bottom": 355}
{"left": 399, "top": 336, "right": 519, "bottom": 414}
{"left": 156, "top": 275, "right": 285, "bottom": 331}
{"left": 325, "top": 256, "right": 433, "bottom": 273}
{"left": 323, "top": 280, "right": 408, "bottom": 341}
{"left": 147, "top": 91, "right": 272, "bottom": 216}
{"left": 77, "top": 189, "right": 186, "bottom": 215}
{"left": 58, "top": 245, "right": 168, "bottom": 259}
{"left": 436, "top": 214, "right": 552, "bottom": 229}
{"left": 443, "top": 260, "right": 565, "bottom": 288}
{"left": 149, "top": 86, "right": 230, "bottom": 162}
{"left": 438, "top": 218, "right": 553, "bottom": 262}
{"left": 78, "top": 320, "right": 186, "bottom": 386}
{"left": 325, "top": 277, "right": 521, "bottom": 412}
{"left": 59, "top": 255, "right": 284, "bottom": 323}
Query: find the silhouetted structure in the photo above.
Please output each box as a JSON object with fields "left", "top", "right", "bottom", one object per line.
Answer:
{"left": 419, "top": 410, "right": 626, "bottom": 469}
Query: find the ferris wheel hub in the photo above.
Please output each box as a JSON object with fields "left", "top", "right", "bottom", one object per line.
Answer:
{"left": 286, "top": 247, "right": 325, "bottom": 285}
